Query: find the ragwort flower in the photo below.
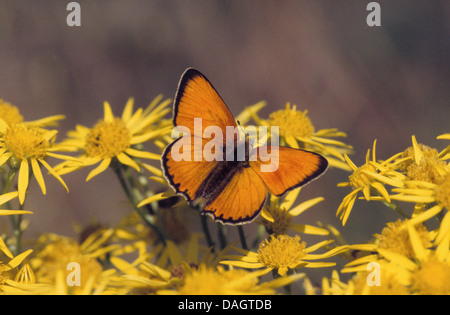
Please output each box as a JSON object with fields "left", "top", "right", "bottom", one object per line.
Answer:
{"left": 378, "top": 223, "right": 450, "bottom": 295}
{"left": 250, "top": 102, "right": 353, "bottom": 170}
{"left": 0, "top": 235, "right": 37, "bottom": 294}
{"left": 320, "top": 261, "right": 411, "bottom": 295}
{"left": 158, "top": 263, "right": 304, "bottom": 295}
{"left": 221, "top": 234, "right": 347, "bottom": 277}
{"left": 398, "top": 135, "right": 449, "bottom": 183}
{"left": 28, "top": 230, "right": 127, "bottom": 295}
{"left": 0, "top": 99, "right": 64, "bottom": 127}
{"left": 259, "top": 187, "right": 329, "bottom": 236}
{"left": 0, "top": 121, "right": 75, "bottom": 204}
{"left": 336, "top": 140, "right": 406, "bottom": 225}
{"left": 56, "top": 97, "right": 171, "bottom": 181}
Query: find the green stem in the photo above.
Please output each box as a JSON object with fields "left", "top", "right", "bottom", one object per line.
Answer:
{"left": 2, "top": 168, "right": 22, "bottom": 256}
{"left": 200, "top": 214, "right": 215, "bottom": 252}
{"left": 123, "top": 165, "right": 169, "bottom": 240}
{"left": 217, "top": 224, "right": 227, "bottom": 250}
{"left": 3, "top": 167, "right": 17, "bottom": 194}
{"left": 382, "top": 200, "right": 410, "bottom": 219}
{"left": 112, "top": 162, "right": 167, "bottom": 245}
{"left": 237, "top": 225, "right": 248, "bottom": 251}
{"left": 251, "top": 225, "right": 265, "bottom": 251}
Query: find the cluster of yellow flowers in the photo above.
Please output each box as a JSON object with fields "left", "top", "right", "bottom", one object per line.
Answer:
{"left": 0, "top": 97, "right": 448, "bottom": 295}
{"left": 311, "top": 133, "right": 450, "bottom": 295}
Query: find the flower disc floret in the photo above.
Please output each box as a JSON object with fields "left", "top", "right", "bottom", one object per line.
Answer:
{"left": 268, "top": 103, "right": 315, "bottom": 139}
{"left": 85, "top": 119, "right": 131, "bottom": 159}
{"left": 257, "top": 235, "right": 307, "bottom": 276}
{"left": 4, "top": 125, "right": 49, "bottom": 160}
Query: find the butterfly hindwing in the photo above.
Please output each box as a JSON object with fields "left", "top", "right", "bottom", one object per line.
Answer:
{"left": 202, "top": 165, "right": 267, "bottom": 224}
{"left": 250, "top": 146, "right": 328, "bottom": 196}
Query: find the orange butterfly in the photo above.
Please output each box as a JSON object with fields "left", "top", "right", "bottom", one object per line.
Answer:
{"left": 162, "top": 68, "right": 328, "bottom": 225}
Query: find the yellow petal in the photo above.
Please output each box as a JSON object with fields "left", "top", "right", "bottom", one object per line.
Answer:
{"left": 377, "top": 248, "right": 416, "bottom": 271}
{"left": 5, "top": 249, "right": 33, "bottom": 270}
{"left": 110, "top": 256, "right": 139, "bottom": 276}
{"left": 39, "top": 159, "right": 69, "bottom": 192}
{"left": 0, "top": 152, "right": 12, "bottom": 167}
{"left": 117, "top": 152, "right": 140, "bottom": 171}
{"left": 103, "top": 101, "right": 115, "bottom": 122}
{"left": 18, "top": 159, "right": 29, "bottom": 204}
{"left": 42, "top": 129, "right": 58, "bottom": 142}
{"left": 305, "top": 245, "right": 348, "bottom": 259}
{"left": 129, "top": 127, "right": 173, "bottom": 144}
{"left": 141, "top": 163, "right": 163, "bottom": 177}
{"left": 125, "top": 148, "right": 160, "bottom": 160}
{"left": 371, "top": 181, "right": 390, "bottom": 202}
{"left": 0, "top": 118, "right": 8, "bottom": 133}
{"left": 289, "top": 223, "right": 329, "bottom": 235}
{"left": 0, "top": 209, "right": 33, "bottom": 216}
{"left": 435, "top": 211, "right": 450, "bottom": 245}
{"left": 362, "top": 170, "right": 404, "bottom": 188}
{"left": 31, "top": 159, "right": 46, "bottom": 195}
{"left": 407, "top": 223, "right": 427, "bottom": 260}
{"left": 303, "top": 262, "right": 336, "bottom": 268}
{"left": 285, "top": 135, "right": 299, "bottom": 148}
{"left": 436, "top": 229, "right": 450, "bottom": 262}
{"left": 305, "top": 240, "right": 334, "bottom": 254}
{"left": 437, "top": 133, "right": 450, "bottom": 140}
{"left": 344, "top": 254, "right": 379, "bottom": 267}
{"left": 260, "top": 207, "right": 274, "bottom": 223}
{"left": 86, "top": 158, "right": 111, "bottom": 181}
{"left": 0, "top": 191, "right": 19, "bottom": 206}
{"left": 0, "top": 235, "right": 13, "bottom": 258}
{"left": 344, "top": 154, "right": 358, "bottom": 171}
{"left": 280, "top": 188, "right": 301, "bottom": 211}
{"left": 409, "top": 204, "right": 444, "bottom": 227}
{"left": 220, "top": 260, "right": 265, "bottom": 269}
{"left": 137, "top": 192, "right": 169, "bottom": 208}
{"left": 25, "top": 114, "right": 65, "bottom": 127}
{"left": 390, "top": 194, "right": 435, "bottom": 203}
{"left": 121, "top": 98, "right": 134, "bottom": 122}
{"left": 166, "top": 240, "right": 183, "bottom": 266}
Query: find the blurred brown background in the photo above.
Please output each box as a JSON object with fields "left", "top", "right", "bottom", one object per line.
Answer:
{"left": 0, "top": 0, "right": 449, "bottom": 283}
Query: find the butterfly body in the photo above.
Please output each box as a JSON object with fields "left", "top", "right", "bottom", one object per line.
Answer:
{"left": 162, "top": 68, "right": 328, "bottom": 225}
{"left": 193, "top": 159, "right": 246, "bottom": 208}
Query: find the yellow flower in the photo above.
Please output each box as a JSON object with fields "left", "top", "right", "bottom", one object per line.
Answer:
{"left": 108, "top": 233, "right": 230, "bottom": 294}
{"left": 336, "top": 140, "right": 407, "bottom": 225}
{"left": 398, "top": 135, "right": 448, "bottom": 183}
{"left": 378, "top": 223, "right": 450, "bottom": 295}
{"left": 390, "top": 172, "right": 450, "bottom": 216}
{"left": 259, "top": 188, "right": 329, "bottom": 236}
{"left": 321, "top": 261, "right": 411, "bottom": 295}
{"left": 252, "top": 102, "right": 353, "bottom": 170}
{"left": 342, "top": 218, "right": 438, "bottom": 278}
{"left": 0, "top": 99, "right": 64, "bottom": 127}
{"left": 0, "top": 235, "right": 38, "bottom": 294}
{"left": 158, "top": 263, "right": 304, "bottom": 295}
{"left": 308, "top": 270, "right": 349, "bottom": 295}
{"left": 56, "top": 97, "right": 171, "bottom": 181}
{"left": 373, "top": 219, "right": 432, "bottom": 259}
{"left": 28, "top": 230, "right": 125, "bottom": 295}
{"left": 0, "top": 122, "right": 75, "bottom": 204}
{"left": 221, "top": 234, "right": 347, "bottom": 277}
